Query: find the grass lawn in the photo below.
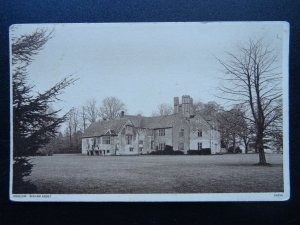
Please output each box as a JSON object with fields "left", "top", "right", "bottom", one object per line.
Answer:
{"left": 25, "top": 154, "right": 284, "bottom": 194}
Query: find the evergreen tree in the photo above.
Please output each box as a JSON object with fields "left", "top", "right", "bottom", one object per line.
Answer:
{"left": 12, "top": 28, "right": 76, "bottom": 193}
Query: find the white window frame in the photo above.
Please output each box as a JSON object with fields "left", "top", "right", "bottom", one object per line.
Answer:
{"left": 102, "top": 136, "right": 110, "bottom": 145}
{"left": 198, "top": 142, "right": 202, "bottom": 150}
{"left": 158, "top": 129, "right": 165, "bottom": 136}
{"left": 159, "top": 143, "right": 165, "bottom": 151}
{"left": 126, "top": 135, "right": 133, "bottom": 145}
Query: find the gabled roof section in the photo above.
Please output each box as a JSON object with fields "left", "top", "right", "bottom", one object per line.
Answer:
{"left": 82, "top": 112, "right": 217, "bottom": 138}
{"left": 122, "top": 115, "right": 143, "bottom": 127}
{"left": 141, "top": 114, "right": 186, "bottom": 129}
{"left": 82, "top": 118, "right": 129, "bottom": 138}
{"left": 191, "top": 112, "right": 215, "bottom": 130}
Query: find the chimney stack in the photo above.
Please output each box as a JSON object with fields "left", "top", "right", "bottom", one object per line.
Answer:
{"left": 120, "top": 111, "right": 125, "bottom": 118}
{"left": 174, "top": 97, "right": 179, "bottom": 114}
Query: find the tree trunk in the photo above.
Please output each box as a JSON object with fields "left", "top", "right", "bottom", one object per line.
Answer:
{"left": 257, "top": 134, "right": 267, "bottom": 165}
{"left": 243, "top": 138, "right": 248, "bottom": 154}
{"left": 69, "top": 127, "right": 72, "bottom": 147}
{"left": 232, "top": 133, "right": 236, "bottom": 151}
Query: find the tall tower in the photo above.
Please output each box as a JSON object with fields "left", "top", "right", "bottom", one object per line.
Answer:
{"left": 174, "top": 97, "right": 179, "bottom": 114}
{"left": 182, "top": 95, "right": 191, "bottom": 117}
{"left": 190, "top": 97, "right": 195, "bottom": 116}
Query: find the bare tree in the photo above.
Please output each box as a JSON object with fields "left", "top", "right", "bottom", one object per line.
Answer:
{"left": 72, "top": 108, "right": 80, "bottom": 147}
{"left": 192, "top": 101, "right": 205, "bottom": 113}
{"left": 152, "top": 103, "right": 173, "bottom": 116}
{"left": 218, "top": 39, "right": 282, "bottom": 165}
{"left": 85, "top": 98, "right": 99, "bottom": 123}
{"left": 199, "top": 101, "right": 223, "bottom": 120}
{"left": 66, "top": 108, "right": 75, "bottom": 147}
{"left": 66, "top": 107, "right": 81, "bottom": 147}
{"left": 99, "top": 97, "right": 126, "bottom": 120}
{"left": 218, "top": 106, "right": 251, "bottom": 153}
{"left": 80, "top": 106, "right": 88, "bottom": 131}
{"left": 135, "top": 111, "right": 144, "bottom": 116}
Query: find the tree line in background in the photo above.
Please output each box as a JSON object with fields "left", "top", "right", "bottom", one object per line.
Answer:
{"left": 44, "top": 97, "right": 282, "bottom": 157}
{"left": 40, "top": 96, "right": 127, "bottom": 155}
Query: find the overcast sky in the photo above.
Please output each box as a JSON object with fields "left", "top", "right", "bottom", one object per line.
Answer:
{"left": 11, "top": 22, "right": 285, "bottom": 117}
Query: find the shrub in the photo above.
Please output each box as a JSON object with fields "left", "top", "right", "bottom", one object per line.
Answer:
{"left": 187, "top": 148, "right": 211, "bottom": 155}
{"left": 149, "top": 145, "right": 184, "bottom": 155}
{"left": 13, "top": 157, "right": 37, "bottom": 193}
{"left": 228, "top": 146, "right": 242, "bottom": 154}
{"left": 172, "top": 150, "right": 184, "bottom": 155}
{"left": 235, "top": 147, "right": 242, "bottom": 153}
{"left": 36, "top": 147, "right": 53, "bottom": 156}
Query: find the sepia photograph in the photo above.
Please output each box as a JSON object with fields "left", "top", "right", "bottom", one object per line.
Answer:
{"left": 10, "top": 22, "right": 289, "bottom": 201}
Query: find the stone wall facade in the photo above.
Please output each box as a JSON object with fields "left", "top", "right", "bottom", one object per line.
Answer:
{"left": 82, "top": 95, "right": 221, "bottom": 155}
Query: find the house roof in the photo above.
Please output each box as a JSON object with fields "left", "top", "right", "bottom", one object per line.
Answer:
{"left": 82, "top": 118, "right": 129, "bottom": 138}
{"left": 140, "top": 114, "right": 185, "bottom": 129}
{"left": 122, "top": 115, "right": 144, "bottom": 127}
{"left": 82, "top": 113, "right": 214, "bottom": 138}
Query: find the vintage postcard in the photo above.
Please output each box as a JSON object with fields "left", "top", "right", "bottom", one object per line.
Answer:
{"left": 10, "top": 22, "right": 289, "bottom": 202}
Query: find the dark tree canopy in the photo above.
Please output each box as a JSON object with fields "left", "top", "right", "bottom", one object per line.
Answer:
{"left": 13, "top": 74, "right": 76, "bottom": 157}
{"left": 12, "top": 28, "right": 77, "bottom": 192}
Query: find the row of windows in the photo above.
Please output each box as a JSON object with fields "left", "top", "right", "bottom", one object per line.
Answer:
{"left": 89, "top": 129, "right": 203, "bottom": 146}
{"left": 158, "top": 129, "right": 203, "bottom": 137}
{"left": 156, "top": 143, "right": 199, "bottom": 150}
{"left": 91, "top": 139, "right": 215, "bottom": 152}
{"left": 155, "top": 142, "right": 202, "bottom": 151}
{"left": 87, "top": 137, "right": 111, "bottom": 145}
{"left": 88, "top": 149, "right": 110, "bottom": 155}
{"left": 89, "top": 135, "right": 137, "bottom": 145}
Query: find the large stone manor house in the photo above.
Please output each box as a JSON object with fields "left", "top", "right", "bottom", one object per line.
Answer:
{"left": 81, "top": 95, "right": 221, "bottom": 156}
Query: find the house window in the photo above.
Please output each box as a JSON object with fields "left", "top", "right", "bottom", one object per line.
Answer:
{"left": 102, "top": 136, "right": 110, "bottom": 144}
{"left": 139, "top": 140, "right": 143, "bottom": 145}
{"left": 129, "top": 147, "right": 134, "bottom": 152}
{"left": 107, "top": 150, "right": 110, "bottom": 154}
{"left": 198, "top": 142, "right": 202, "bottom": 150}
{"left": 151, "top": 141, "right": 154, "bottom": 149}
{"left": 178, "top": 143, "right": 184, "bottom": 150}
{"left": 159, "top": 143, "right": 165, "bottom": 151}
{"left": 96, "top": 137, "right": 101, "bottom": 144}
{"left": 179, "top": 129, "right": 184, "bottom": 137}
{"left": 126, "top": 135, "right": 133, "bottom": 144}
{"left": 197, "top": 130, "right": 202, "bottom": 137}
{"left": 158, "top": 129, "right": 165, "bottom": 136}
{"left": 126, "top": 126, "right": 133, "bottom": 133}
